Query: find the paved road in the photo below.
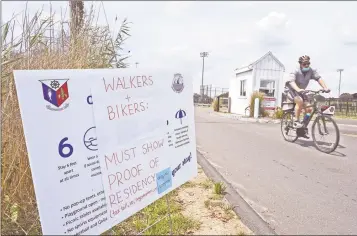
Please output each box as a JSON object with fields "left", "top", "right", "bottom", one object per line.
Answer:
{"left": 335, "top": 118, "right": 357, "bottom": 136}
{"left": 194, "top": 107, "right": 357, "bottom": 235}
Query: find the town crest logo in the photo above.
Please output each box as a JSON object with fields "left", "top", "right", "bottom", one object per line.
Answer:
{"left": 39, "top": 79, "right": 70, "bottom": 111}
{"left": 171, "top": 73, "right": 184, "bottom": 93}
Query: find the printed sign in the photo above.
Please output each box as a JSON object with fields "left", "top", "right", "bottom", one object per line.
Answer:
{"left": 14, "top": 70, "right": 118, "bottom": 235}
{"left": 262, "top": 97, "right": 276, "bottom": 110}
{"left": 90, "top": 69, "right": 197, "bottom": 225}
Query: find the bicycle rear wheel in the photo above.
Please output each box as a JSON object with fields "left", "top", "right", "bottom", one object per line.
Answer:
{"left": 311, "top": 115, "right": 340, "bottom": 153}
{"left": 281, "top": 111, "right": 298, "bottom": 142}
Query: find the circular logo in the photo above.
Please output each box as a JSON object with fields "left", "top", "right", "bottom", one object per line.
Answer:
{"left": 83, "top": 126, "right": 98, "bottom": 151}
{"left": 171, "top": 73, "right": 184, "bottom": 93}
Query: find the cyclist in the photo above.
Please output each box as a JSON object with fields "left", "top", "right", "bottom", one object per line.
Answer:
{"left": 286, "top": 55, "right": 330, "bottom": 137}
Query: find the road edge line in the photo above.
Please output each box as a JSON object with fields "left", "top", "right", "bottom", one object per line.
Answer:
{"left": 197, "top": 150, "right": 276, "bottom": 235}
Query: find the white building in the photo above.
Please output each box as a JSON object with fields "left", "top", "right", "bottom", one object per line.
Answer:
{"left": 229, "top": 51, "right": 285, "bottom": 115}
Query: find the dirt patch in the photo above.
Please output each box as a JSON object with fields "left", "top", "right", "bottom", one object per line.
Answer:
{"left": 177, "top": 165, "right": 253, "bottom": 235}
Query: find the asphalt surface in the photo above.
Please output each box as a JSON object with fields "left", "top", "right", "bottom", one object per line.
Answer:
{"left": 194, "top": 107, "right": 357, "bottom": 235}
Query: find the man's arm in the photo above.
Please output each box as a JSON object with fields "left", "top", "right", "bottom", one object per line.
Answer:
{"left": 312, "top": 69, "right": 329, "bottom": 90}
{"left": 288, "top": 71, "right": 303, "bottom": 92}
{"left": 317, "top": 78, "right": 328, "bottom": 90}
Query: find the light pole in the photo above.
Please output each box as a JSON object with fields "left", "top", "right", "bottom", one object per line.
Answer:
{"left": 337, "top": 69, "right": 344, "bottom": 97}
{"left": 200, "top": 52, "right": 209, "bottom": 102}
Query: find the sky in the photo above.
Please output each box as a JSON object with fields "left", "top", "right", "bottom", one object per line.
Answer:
{"left": 2, "top": 1, "right": 357, "bottom": 97}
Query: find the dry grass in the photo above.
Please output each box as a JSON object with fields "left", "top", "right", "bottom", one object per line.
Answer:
{"left": 1, "top": 3, "right": 131, "bottom": 234}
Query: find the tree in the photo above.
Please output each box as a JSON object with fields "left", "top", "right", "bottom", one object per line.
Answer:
{"left": 339, "top": 93, "right": 353, "bottom": 101}
{"left": 70, "top": 1, "right": 84, "bottom": 35}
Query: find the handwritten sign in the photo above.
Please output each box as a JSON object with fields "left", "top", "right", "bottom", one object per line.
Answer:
{"left": 91, "top": 69, "right": 197, "bottom": 225}
{"left": 13, "top": 69, "right": 120, "bottom": 235}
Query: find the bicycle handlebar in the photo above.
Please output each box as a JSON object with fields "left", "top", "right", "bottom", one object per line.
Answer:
{"left": 300, "top": 89, "right": 330, "bottom": 95}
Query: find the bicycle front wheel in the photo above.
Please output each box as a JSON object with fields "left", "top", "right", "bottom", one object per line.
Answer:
{"left": 311, "top": 115, "right": 340, "bottom": 153}
{"left": 281, "top": 111, "right": 298, "bottom": 143}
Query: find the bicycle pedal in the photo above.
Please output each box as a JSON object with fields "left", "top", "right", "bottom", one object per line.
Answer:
{"left": 296, "top": 127, "right": 308, "bottom": 137}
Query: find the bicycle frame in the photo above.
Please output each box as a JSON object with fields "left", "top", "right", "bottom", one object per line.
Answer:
{"left": 283, "top": 90, "right": 330, "bottom": 128}
{"left": 296, "top": 91, "right": 332, "bottom": 134}
{"left": 281, "top": 89, "right": 340, "bottom": 153}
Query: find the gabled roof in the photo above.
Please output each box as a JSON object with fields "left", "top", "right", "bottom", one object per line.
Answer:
{"left": 234, "top": 51, "right": 285, "bottom": 73}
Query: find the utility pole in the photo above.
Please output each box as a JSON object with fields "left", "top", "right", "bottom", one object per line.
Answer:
{"left": 337, "top": 69, "right": 344, "bottom": 97}
{"left": 200, "top": 52, "right": 209, "bottom": 102}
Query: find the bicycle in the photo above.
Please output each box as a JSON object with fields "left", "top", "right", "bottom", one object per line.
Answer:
{"left": 280, "top": 89, "right": 340, "bottom": 154}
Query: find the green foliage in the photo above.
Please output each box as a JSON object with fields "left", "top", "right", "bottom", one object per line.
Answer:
{"left": 249, "top": 91, "right": 265, "bottom": 117}
{"left": 109, "top": 191, "right": 200, "bottom": 235}
{"left": 273, "top": 107, "right": 284, "bottom": 119}
{"left": 212, "top": 98, "right": 219, "bottom": 112}
{"left": 213, "top": 182, "right": 226, "bottom": 195}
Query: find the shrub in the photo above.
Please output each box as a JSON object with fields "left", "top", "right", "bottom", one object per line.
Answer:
{"left": 213, "top": 182, "right": 226, "bottom": 195}
{"left": 249, "top": 91, "right": 265, "bottom": 117}
{"left": 273, "top": 107, "right": 284, "bottom": 119}
{"left": 212, "top": 98, "right": 219, "bottom": 112}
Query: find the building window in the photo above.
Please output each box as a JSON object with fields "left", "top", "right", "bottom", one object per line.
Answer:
{"left": 259, "top": 80, "right": 275, "bottom": 97}
{"left": 240, "top": 80, "right": 246, "bottom": 96}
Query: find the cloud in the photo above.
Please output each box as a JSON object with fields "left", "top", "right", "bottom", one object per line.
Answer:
{"left": 341, "top": 25, "right": 357, "bottom": 46}
{"left": 256, "top": 12, "right": 289, "bottom": 31}
{"left": 256, "top": 11, "right": 291, "bottom": 46}
{"left": 3, "top": 1, "right": 357, "bottom": 95}
{"left": 164, "top": 1, "right": 193, "bottom": 16}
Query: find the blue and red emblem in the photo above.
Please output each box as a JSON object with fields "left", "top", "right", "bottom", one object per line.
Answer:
{"left": 39, "top": 79, "right": 70, "bottom": 111}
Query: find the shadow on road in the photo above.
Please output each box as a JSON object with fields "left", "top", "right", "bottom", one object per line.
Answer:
{"left": 295, "top": 140, "right": 347, "bottom": 157}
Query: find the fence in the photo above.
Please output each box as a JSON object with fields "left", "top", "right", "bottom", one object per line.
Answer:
{"left": 193, "top": 85, "right": 229, "bottom": 105}
{"left": 282, "top": 93, "right": 357, "bottom": 117}
{"left": 325, "top": 98, "right": 357, "bottom": 117}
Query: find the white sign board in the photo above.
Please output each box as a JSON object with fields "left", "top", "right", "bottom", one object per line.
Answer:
{"left": 14, "top": 70, "right": 117, "bottom": 235}
{"left": 262, "top": 97, "right": 276, "bottom": 110}
{"left": 90, "top": 70, "right": 197, "bottom": 225}
{"left": 13, "top": 69, "right": 197, "bottom": 235}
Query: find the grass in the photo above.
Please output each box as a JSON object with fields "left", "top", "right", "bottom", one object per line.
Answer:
{"left": 109, "top": 191, "right": 200, "bottom": 235}
{"left": 200, "top": 179, "right": 213, "bottom": 190}
{"left": 182, "top": 181, "right": 197, "bottom": 188}
{"left": 1, "top": 3, "right": 133, "bottom": 235}
{"left": 334, "top": 115, "right": 357, "bottom": 120}
{"left": 209, "top": 194, "right": 224, "bottom": 201}
{"left": 237, "top": 230, "right": 247, "bottom": 236}
{"left": 213, "top": 182, "right": 226, "bottom": 195}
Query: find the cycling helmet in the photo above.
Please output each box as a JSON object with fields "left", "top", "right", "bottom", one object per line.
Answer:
{"left": 298, "top": 55, "right": 310, "bottom": 63}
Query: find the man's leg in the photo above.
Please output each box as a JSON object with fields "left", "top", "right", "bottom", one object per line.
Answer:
{"left": 301, "top": 101, "right": 312, "bottom": 139}
{"left": 293, "top": 96, "right": 304, "bottom": 127}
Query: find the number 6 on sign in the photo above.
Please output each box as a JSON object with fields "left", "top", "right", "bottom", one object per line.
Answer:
{"left": 59, "top": 137, "right": 74, "bottom": 158}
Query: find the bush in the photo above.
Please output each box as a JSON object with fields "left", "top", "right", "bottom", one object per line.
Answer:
{"left": 213, "top": 182, "right": 226, "bottom": 195}
{"left": 262, "top": 110, "right": 270, "bottom": 118}
{"left": 273, "top": 107, "right": 284, "bottom": 119}
{"left": 212, "top": 98, "right": 219, "bottom": 112}
{"left": 249, "top": 91, "right": 265, "bottom": 117}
